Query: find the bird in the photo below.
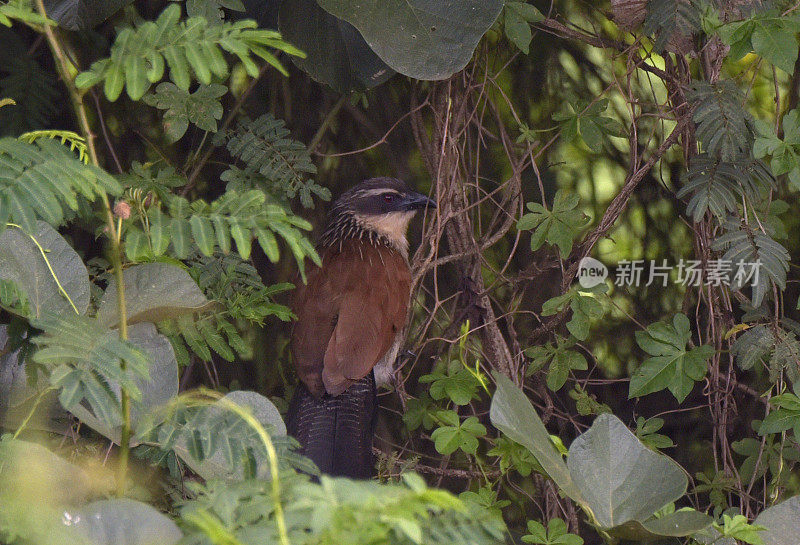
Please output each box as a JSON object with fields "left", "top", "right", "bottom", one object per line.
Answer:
{"left": 285, "top": 177, "right": 435, "bottom": 479}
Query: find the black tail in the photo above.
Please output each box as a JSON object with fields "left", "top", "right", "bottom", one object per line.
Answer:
{"left": 286, "top": 372, "right": 377, "bottom": 479}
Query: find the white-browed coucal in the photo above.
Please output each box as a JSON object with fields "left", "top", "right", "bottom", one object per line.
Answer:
{"left": 286, "top": 177, "right": 435, "bottom": 478}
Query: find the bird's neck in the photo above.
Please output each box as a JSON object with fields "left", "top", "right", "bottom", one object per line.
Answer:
{"left": 320, "top": 212, "right": 410, "bottom": 259}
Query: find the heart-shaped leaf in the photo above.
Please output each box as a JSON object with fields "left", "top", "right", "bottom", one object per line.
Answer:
{"left": 0, "top": 221, "right": 90, "bottom": 318}
{"left": 489, "top": 372, "right": 584, "bottom": 504}
{"left": 316, "top": 0, "right": 504, "bottom": 80}
{"left": 171, "top": 390, "right": 288, "bottom": 481}
{"left": 279, "top": 0, "right": 394, "bottom": 92}
{"left": 62, "top": 498, "right": 182, "bottom": 545}
{"left": 567, "top": 413, "right": 687, "bottom": 529}
{"left": 609, "top": 509, "right": 713, "bottom": 540}
{"left": 97, "top": 262, "right": 214, "bottom": 328}
{"left": 754, "top": 495, "right": 800, "bottom": 545}
{"left": 69, "top": 322, "right": 178, "bottom": 446}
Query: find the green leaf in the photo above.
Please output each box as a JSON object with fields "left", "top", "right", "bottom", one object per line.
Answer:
{"left": 97, "top": 262, "right": 215, "bottom": 329}
{"left": 219, "top": 113, "right": 329, "bottom": 208}
{"left": 552, "top": 98, "right": 624, "bottom": 153}
{"left": 316, "top": 0, "right": 504, "bottom": 80}
{"left": 541, "top": 284, "right": 605, "bottom": 341}
{"left": 66, "top": 322, "right": 178, "bottom": 446}
{"left": 62, "top": 498, "right": 182, "bottom": 545}
{"left": 522, "top": 518, "right": 583, "bottom": 545}
{"left": 277, "top": 0, "right": 395, "bottom": 92}
{"left": 518, "top": 190, "right": 589, "bottom": 258}
{"left": 687, "top": 81, "right": 753, "bottom": 161}
{"left": 629, "top": 313, "right": 714, "bottom": 403}
{"left": 489, "top": 372, "right": 585, "bottom": 504}
{"left": 76, "top": 4, "right": 303, "bottom": 100}
{"left": 143, "top": 83, "right": 227, "bottom": 142}
{"left": 711, "top": 218, "right": 790, "bottom": 307}
{"left": 525, "top": 339, "right": 587, "bottom": 391}
{"left": 419, "top": 360, "right": 481, "bottom": 405}
{"left": 42, "top": 0, "right": 132, "bottom": 30}
{"left": 609, "top": 509, "right": 714, "bottom": 540}
{"left": 0, "top": 137, "right": 120, "bottom": 233}
{"left": 567, "top": 413, "right": 688, "bottom": 529}
{"left": 751, "top": 20, "right": 799, "bottom": 73}
{"left": 504, "top": 6, "right": 532, "bottom": 54}
{"left": 431, "top": 411, "right": 486, "bottom": 455}
{"left": 0, "top": 222, "right": 90, "bottom": 318}
{"left": 714, "top": 514, "right": 765, "bottom": 545}
{"left": 753, "top": 495, "right": 800, "bottom": 545}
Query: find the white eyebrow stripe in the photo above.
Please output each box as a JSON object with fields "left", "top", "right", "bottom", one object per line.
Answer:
{"left": 359, "top": 188, "right": 402, "bottom": 198}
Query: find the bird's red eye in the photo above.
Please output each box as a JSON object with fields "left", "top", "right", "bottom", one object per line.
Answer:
{"left": 383, "top": 194, "right": 395, "bottom": 203}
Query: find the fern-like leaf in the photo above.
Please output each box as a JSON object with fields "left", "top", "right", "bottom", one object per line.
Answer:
{"left": 219, "top": 114, "right": 331, "bottom": 208}
{"left": 688, "top": 81, "right": 754, "bottom": 161}
{"left": 0, "top": 137, "right": 121, "bottom": 234}
{"left": 74, "top": 4, "right": 304, "bottom": 101}
{"left": 712, "top": 218, "right": 790, "bottom": 306}
{"left": 643, "top": 0, "right": 701, "bottom": 53}
{"left": 123, "top": 189, "right": 319, "bottom": 277}
{"left": 677, "top": 154, "right": 776, "bottom": 221}
{"left": 31, "top": 313, "right": 150, "bottom": 426}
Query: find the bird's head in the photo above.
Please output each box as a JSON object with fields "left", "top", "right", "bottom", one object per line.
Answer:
{"left": 323, "top": 177, "right": 436, "bottom": 253}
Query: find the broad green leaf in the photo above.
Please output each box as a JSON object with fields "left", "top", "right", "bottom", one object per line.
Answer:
{"left": 62, "top": 498, "right": 182, "bottom": 545}
{"left": 567, "top": 413, "right": 687, "bottom": 529}
{"left": 69, "top": 322, "right": 178, "bottom": 446}
{"left": 97, "top": 262, "right": 215, "bottom": 328}
{"left": 489, "top": 372, "right": 584, "bottom": 504}
{"left": 0, "top": 221, "right": 90, "bottom": 318}
{"left": 278, "top": 0, "right": 395, "bottom": 92}
{"left": 170, "top": 390, "right": 288, "bottom": 481}
{"left": 316, "top": 0, "right": 504, "bottom": 80}
{"left": 0, "top": 437, "right": 104, "bottom": 506}
{"left": 754, "top": 495, "right": 800, "bottom": 545}
{"left": 609, "top": 509, "right": 713, "bottom": 540}
{"left": 629, "top": 313, "right": 714, "bottom": 403}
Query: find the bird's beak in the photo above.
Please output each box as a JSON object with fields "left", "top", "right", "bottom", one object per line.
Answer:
{"left": 402, "top": 191, "right": 437, "bottom": 211}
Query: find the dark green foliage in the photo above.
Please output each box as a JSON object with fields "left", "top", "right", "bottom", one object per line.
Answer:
{"left": 688, "top": 81, "right": 754, "bottom": 161}
{"left": 677, "top": 154, "right": 776, "bottom": 222}
{"left": 540, "top": 284, "right": 605, "bottom": 341}
{"left": 142, "top": 83, "right": 227, "bottom": 142}
{"left": 524, "top": 337, "right": 588, "bottom": 391}
{"left": 0, "top": 30, "right": 59, "bottom": 137}
{"left": 517, "top": 190, "right": 589, "bottom": 259}
{"left": 177, "top": 0, "right": 245, "bottom": 24}
{"left": 628, "top": 313, "right": 715, "bottom": 403}
{"left": 718, "top": 8, "right": 800, "bottom": 72}
{"left": 643, "top": 0, "right": 701, "bottom": 52}
{"left": 42, "top": 0, "right": 132, "bottom": 30}
{"left": 31, "top": 313, "right": 150, "bottom": 426}
{"left": 712, "top": 218, "right": 790, "bottom": 307}
{"left": 219, "top": 114, "right": 331, "bottom": 208}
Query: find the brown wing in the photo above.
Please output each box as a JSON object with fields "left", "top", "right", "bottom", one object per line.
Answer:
{"left": 290, "top": 240, "right": 411, "bottom": 397}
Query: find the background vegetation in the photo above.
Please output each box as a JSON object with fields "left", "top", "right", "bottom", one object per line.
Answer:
{"left": 1, "top": 0, "right": 800, "bottom": 543}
